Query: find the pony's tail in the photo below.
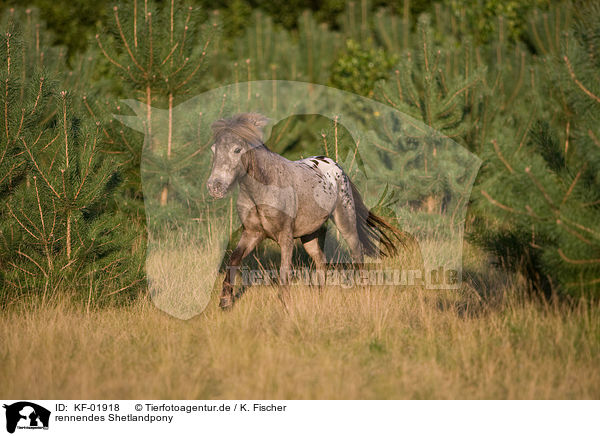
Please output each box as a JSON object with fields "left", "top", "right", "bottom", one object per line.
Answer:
{"left": 348, "top": 179, "right": 409, "bottom": 258}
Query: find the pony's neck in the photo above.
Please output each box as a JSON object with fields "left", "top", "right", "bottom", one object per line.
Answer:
{"left": 239, "top": 143, "right": 273, "bottom": 188}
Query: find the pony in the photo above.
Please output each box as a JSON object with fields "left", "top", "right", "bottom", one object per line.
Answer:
{"left": 207, "top": 113, "right": 409, "bottom": 309}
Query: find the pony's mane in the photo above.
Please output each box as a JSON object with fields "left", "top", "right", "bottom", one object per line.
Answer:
{"left": 211, "top": 113, "right": 269, "bottom": 146}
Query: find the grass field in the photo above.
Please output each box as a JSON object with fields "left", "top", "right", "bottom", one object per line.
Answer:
{"left": 1, "top": 259, "right": 599, "bottom": 399}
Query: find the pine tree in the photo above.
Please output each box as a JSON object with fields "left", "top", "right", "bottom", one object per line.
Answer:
{"left": 295, "top": 10, "right": 342, "bottom": 85}
{"left": 0, "top": 15, "right": 54, "bottom": 293}
{"left": 228, "top": 8, "right": 343, "bottom": 86}
{"left": 372, "top": 1, "right": 412, "bottom": 54}
{"left": 95, "top": 0, "right": 220, "bottom": 215}
{"left": 231, "top": 10, "right": 297, "bottom": 82}
{"left": 472, "top": 2, "right": 600, "bottom": 298}
{"left": 372, "top": 14, "right": 485, "bottom": 218}
{"left": 0, "top": 14, "right": 143, "bottom": 302}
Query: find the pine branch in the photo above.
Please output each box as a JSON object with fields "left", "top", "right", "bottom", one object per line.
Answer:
{"left": 563, "top": 55, "right": 600, "bottom": 104}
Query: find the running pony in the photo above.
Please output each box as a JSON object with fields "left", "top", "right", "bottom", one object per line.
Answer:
{"left": 207, "top": 113, "right": 408, "bottom": 309}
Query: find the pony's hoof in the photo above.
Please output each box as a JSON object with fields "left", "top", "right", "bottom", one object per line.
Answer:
{"left": 219, "top": 295, "right": 234, "bottom": 310}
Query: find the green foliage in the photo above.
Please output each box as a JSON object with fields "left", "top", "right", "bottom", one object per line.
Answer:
{"left": 442, "top": 0, "right": 560, "bottom": 44}
{"left": 295, "top": 11, "right": 343, "bottom": 84}
{"left": 94, "top": 0, "right": 220, "bottom": 224}
{"left": 1, "top": 0, "right": 598, "bottom": 303}
{"left": 375, "top": 16, "right": 486, "bottom": 143}
{"left": 96, "top": 1, "right": 219, "bottom": 102}
{"left": 0, "top": 17, "right": 143, "bottom": 302}
{"left": 329, "top": 39, "right": 397, "bottom": 96}
{"left": 4, "top": 0, "right": 107, "bottom": 59}
{"left": 525, "top": 2, "right": 573, "bottom": 56}
{"left": 231, "top": 10, "right": 296, "bottom": 80}
{"left": 472, "top": 1, "right": 600, "bottom": 297}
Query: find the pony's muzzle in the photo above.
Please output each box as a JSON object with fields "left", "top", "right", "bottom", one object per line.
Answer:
{"left": 207, "top": 178, "right": 227, "bottom": 199}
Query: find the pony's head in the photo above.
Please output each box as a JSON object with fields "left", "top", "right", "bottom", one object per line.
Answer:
{"left": 207, "top": 113, "right": 269, "bottom": 198}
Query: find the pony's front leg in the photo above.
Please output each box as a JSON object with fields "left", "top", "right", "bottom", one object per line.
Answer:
{"left": 277, "top": 230, "right": 294, "bottom": 307}
{"left": 278, "top": 231, "right": 294, "bottom": 285}
{"left": 221, "top": 230, "right": 264, "bottom": 310}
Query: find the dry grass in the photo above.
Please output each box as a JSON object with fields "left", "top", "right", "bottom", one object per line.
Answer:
{"left": 1, "top": 272, "right": 599, "bottom": 399}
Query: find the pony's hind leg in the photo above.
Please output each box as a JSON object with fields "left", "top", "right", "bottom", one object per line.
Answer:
{"left": 276, "top": 226, "right": 295, "bottom": 309}
{"left": 331, "top": 202, "right": 364, "bottom": 265}
{"left": 221, "top": 230, "right": 264, "bottom": 309}
{"left": 301, "top": 228, "right": 327, "bottom": 287}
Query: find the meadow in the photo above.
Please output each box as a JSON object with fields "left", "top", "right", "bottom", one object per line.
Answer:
{"left": 2, "top": 240, "right": 599, "bottom": 399}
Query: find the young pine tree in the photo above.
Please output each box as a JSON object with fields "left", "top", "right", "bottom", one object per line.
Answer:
{"left": 95, "top": 0, "right": 220, "bottom": 215}
{"left": 373, "top": 15, "right": 485, "bottom": 215}
{"left": 0, "top": 21, "right": 142, "bottom": 302}
{"left": 472, "top": 2, "right": 600, "bottom": 298}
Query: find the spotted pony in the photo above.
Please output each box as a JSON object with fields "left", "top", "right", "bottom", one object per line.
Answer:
{"left": 207, "top": 113, "right": 408, "bottom": 309}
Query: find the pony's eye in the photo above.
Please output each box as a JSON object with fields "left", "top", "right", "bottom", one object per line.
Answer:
{"left": 233, "top": 147, "right": 242, "bottom": 154}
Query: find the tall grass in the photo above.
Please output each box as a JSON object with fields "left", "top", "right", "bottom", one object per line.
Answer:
{"left": 1, "top": 259, "right": 598, "bottom": 399}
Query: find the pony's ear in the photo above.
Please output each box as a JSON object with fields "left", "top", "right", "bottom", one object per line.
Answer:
{"left": 240, "top": 113, "right": 269, "bottom": 129}
{"left": 211, "top": 118, "right": 227, "bottom": 133}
